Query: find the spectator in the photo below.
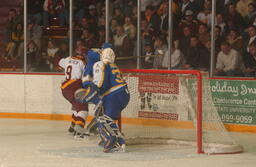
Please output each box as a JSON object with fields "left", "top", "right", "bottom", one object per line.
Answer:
{"left": 112, "top": 8, "right": 124, "bottom": 25}
{"left": 179, "top": 0, "right": 197, "bottom": 17}
{"left": 162, "top": 40, "right": 184, "bottom": 69}
{"left": 113, "top": 25, "right": 132, "bottom": 58}
{"left": 197, "top": 0, "right": 212, "bottom": 26}
{"left": 110, "top": 18, "right": 119, "bottom": 38}
{"left": 141, "top": 0, "right": 162, "bottom": 12}
{"left": 56, "top": 42, "right": 69, "bottom": 59}
{"left": 183, "top": 36, "right": 204, "bottom": 69}
{"left": 215, "top": 42, "right": 242, "bottom": 76}
{"left": 215, "top": 13, "right": 228, "bottom": 36}
{"left": 216, "top": 0, "right": 226, "bottom": 14}
{"left": 245, "top": 2, "right": 256, "bottom": 26}
{"left": 193, "top": 0, "right": 206, "bottom": 11}
{"left": 131, "top": 6, "right": 138, "bottom": 24}
{"left": 215, "top": 25, "right": 225, "bottom": 54}
{"left": 80, "top": 28, "right": 96, "bottom": 49}
{"left": 153, "top": 36, "right": 167, "bottom": 69}
{"left": 179, "top": 26, "right": 193, "bottom": 59}
{"left": 112, "top": 0, "right": 125, "bottom": 10}
{"left": 142, "top": 41, "right": 154, "bottom": 69}
{"left": 236, "top": 0, "right": 254, "bottom": 17}
{"left": 79, "top": 17, "right": 90, "bottom": 30}
{"left": 141, "top": 19, "right": 154, "bottom": 56}
{"left": 59, "top": 0, "right": 69, "bottom": 27}
{"left": 144, "top": 5, "right": 161, "bottom": 34}
{"left": 225, "top": 3, "right": 246, "bottom": 31}
{"left": 158, "top": 1, "right": 180, "bottom": 37}
{"left": 98, "top": 6, "right": 106, "bottom": 27}
{"left": 42, "top": 40, "right": 59, "bottom": 72}
{"left": 6, "top": 23, "right": 24, "bottom": 60}
{"left": 158, "top": 1, "right": 179, "bottom": 17}
{"left": 158, "top": 2, "right": 169, "bottom": 35}
{"left": 226, "top": 29, "right": 244, "bottom": 54}
{"left": 74, "top": 0, "right": 87, "bottom": 23}
{"left": 179, "top": 10, "right": 199, "bottom": 37}
{"left": 243, "top": 43, "right": 256, "bottom": 76}
{"left": 43, "top": 0, "right": 56, "bottom": 26}
{"left": 123, "top": 0, "right": 135, "bottom": 16}
{"left": 27, "top": 0, "right": 44, "bottom": 25}
{"left": 141, "top": 19, "right": 153, "bottom": 42}
{"left": 245, "top": 25, "right": 256, "bottom": 53}
{"left": 198, "top": 40, "right": 211, "bottom": 71}
{"left": 5, "top": 9, "right": 22, "bottom": 43}
{"left": 198, "top": 23, "right": 211, "bottom": 45}
{"left": 96, "top": 26, "right": 106, "bottom": 48}
{"left": 43, "top": 0, "right": 68, "bottom": 27}
{"left": 87, "top": 5, "right": 98, "bottom": 34}
{"left": 27, "top": 40, "right": 41, "bottom": 72}
{"left": 27, "top": 19, "right": 43, "bottom": 51}
{"left": 123, "top": 16, "right": 136, "bottom": 40}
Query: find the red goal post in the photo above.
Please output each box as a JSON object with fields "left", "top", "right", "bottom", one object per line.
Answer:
{"left": 119, "top": 69, "right": 243, "bottom": 154}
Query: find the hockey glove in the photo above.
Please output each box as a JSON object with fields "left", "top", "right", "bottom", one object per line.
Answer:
{"left": 75, "top": 84, "right": 100, "bottom": 103}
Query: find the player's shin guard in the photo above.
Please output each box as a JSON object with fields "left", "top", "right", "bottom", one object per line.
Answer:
{"left": 97, "top": 114, "right": 125, "bottom": 153}
{"left": 74, "top": 111, "right": 89, "bottom": 139}
{"left": 68, "top": 111, "right": 77, "bottom": 135}
{"left": 75, "top": 110, "right": 88, "bottom": 128}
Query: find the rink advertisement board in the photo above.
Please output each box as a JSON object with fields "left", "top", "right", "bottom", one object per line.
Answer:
{"left": 210, "top": 80, "right": 256, "bottom": 125}
{"left": 137, "top": 75, "right": 256, "bottom": 126}
{"left": 137, "top": 75, "right": 189, "bottom": 121}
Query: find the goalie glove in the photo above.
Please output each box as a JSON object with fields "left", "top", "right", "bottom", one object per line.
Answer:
{"left": 75, "top": 84, "right": 100, "bottom": 103}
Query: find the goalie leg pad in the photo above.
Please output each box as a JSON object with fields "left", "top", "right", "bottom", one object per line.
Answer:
{"left": 97, "top": 115, "right": 125, "bottom": 152}
{"left": 86, "top": 117, "right": 98, "bottom": 135}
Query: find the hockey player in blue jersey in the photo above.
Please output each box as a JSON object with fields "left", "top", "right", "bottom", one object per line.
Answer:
{"left": 76, "top": 47, "right": 130, "bottom": 153}
{"left": 82, "top": 43, "right": 113, "bottom": 91}
{"left": 82, "top": 49, "right": 100, "bottom": 92}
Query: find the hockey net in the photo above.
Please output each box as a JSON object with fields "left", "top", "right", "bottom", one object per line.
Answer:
{"left": 120, "top": 69, "right": 243, "bottom": 154}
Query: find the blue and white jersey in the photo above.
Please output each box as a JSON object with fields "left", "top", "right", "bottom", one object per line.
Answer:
{"left": 82, "top": 50, "right": 100, "bottom": 88}
{"left": 93, "top": 61, "right": 127, "bottom": 96}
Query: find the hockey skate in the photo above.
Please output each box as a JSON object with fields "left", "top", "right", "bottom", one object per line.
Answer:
{"left": 103, "top": 142, "right": 126, "bottom": 153}
{"left": 68, "top": 123, "right": 76, "bottom": 135}
{"left": 98, "top": 135, "right": 105, "bottom": 147}
{"left": 74, "top": 132, "right": 90, "bottom": 139}
{"left": 103, "top": 137, "right": 126, "bottom": 153}
{"left": 73, "top": 124, "right": 90, "bottom": 140}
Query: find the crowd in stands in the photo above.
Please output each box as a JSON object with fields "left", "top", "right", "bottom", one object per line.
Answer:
{"left": 1, "top": 0, "right": 256, "bottom": 77}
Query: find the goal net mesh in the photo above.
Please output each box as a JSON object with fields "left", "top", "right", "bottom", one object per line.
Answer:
{"left": 120, "top": 70, "right": 243, "bottom": 154}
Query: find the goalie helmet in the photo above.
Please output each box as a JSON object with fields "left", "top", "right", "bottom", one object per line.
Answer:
{"left": 101, "top": 48, "right": 116, "bottom": 64}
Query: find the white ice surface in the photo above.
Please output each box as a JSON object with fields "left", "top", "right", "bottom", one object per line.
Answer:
{"left": 0, "top": 118, "right": 255, "bottom": 167}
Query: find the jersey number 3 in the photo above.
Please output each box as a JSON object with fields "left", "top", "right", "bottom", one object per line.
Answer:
{"left": 111, "top": 65, "right": 125, "bottom": 83}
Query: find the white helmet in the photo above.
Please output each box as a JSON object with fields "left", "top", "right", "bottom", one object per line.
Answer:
{"left": 101, "top": 48, "right": 116, "bottom": 63}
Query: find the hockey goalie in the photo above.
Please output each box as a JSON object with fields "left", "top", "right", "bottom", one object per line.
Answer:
{"left": 75, "top": 47, "right": 130, "bottom": 153}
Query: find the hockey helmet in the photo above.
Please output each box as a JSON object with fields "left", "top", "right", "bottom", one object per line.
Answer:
{"left": 101, "top": 43, "right": 113, "bottom": 50}
{"left": 101, "top": 48, "right": 116, "bottom": 64}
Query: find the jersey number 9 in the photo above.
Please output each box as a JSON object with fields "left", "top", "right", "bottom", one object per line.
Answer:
{"left": 66, "top": 65, "right": 72, "bottom": 80}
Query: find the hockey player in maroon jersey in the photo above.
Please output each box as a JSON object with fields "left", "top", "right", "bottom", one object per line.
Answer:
{"left": 58, "top": 47, "right": 89, "bottom": 138}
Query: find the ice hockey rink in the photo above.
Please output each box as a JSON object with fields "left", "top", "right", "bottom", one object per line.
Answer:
{"left": 0, "top": 118, "right": 255, "bottom": 167}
